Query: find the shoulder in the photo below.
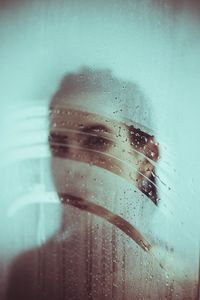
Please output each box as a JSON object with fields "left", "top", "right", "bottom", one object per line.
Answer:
{"left": 6, "top": 238, "right": 63, "bottom": 300}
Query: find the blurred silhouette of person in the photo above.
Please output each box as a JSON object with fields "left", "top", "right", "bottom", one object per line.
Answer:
{"left": 7, "top": 67, "right": 176, "bottom": 300}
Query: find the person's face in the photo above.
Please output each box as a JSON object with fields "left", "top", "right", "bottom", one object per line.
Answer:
{"left": 49, "top": 92, "right": 152, "bottom": 205}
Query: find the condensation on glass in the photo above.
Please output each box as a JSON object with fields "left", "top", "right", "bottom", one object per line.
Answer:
{"left": 0, "top": 1, "right": 199, "bottom": 300}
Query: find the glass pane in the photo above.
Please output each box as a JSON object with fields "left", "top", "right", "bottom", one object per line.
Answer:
{"left": 0, "top": 1, "right": 199, "bottom": 299}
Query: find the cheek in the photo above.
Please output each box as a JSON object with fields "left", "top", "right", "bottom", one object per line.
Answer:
{"left": 110, "top": 145, "right": 140, "bottom": 183}
{"left": 50, "top": 157, "right": 118, "bottom": 199}
{"left": 51, "top": 157, "right": 90, "bottom": 195}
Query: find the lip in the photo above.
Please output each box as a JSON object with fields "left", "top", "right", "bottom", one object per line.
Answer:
{"left": 59, "top": 192, "right": 152, "bottom": 254}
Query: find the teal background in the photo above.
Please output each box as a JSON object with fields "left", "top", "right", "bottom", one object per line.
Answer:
{"left": 0, "top": 1, "right": 199, "bottom": 298}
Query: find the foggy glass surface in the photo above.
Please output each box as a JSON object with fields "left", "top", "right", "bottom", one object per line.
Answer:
{"left": 0, "top": 1, "right": 199, "bottom": 299}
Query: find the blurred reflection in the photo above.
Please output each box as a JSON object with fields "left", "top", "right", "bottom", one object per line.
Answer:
{"left": 6, "top": 68, "right": 197, "bottom": 299}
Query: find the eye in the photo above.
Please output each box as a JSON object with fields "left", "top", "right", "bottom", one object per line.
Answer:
{"left": 49, "top": 132, "right": 68, "bottom": 144}
{"left": 83, "top": 135, "right": 112, "bottom": 151}
{"left": 48, "top": 132, "right": 69, "bottom": 156}
{"left": 81, "top": 124, "right": 113, "bottom": 151}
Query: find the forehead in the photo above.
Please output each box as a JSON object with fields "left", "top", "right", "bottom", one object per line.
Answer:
{"left": 49, "top": 105, "right": 129, "bottom": 138}
{"left": 51, "top": 91, "right": 126, "bottom": 121}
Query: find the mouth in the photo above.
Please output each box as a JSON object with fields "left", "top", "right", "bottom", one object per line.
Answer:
{"left": 59, "top": 192, "right": 152, "bottom": 253}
